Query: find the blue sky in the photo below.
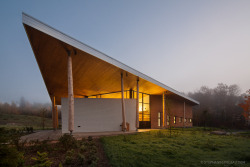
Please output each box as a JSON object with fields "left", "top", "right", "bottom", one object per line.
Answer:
{"left": 0, "top": 0, "right": 250, "bottom": 103}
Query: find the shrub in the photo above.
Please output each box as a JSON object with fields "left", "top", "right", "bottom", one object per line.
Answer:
{"left": 0, "top": 144, "right": 24, "bottom": 167}
{"left": 28, "top": 140, "right": 51, "bottom": 152}
{"left": 31, "top": 151, "right": 52, "bottom": 167}
{"left": 80, "top": 145, "right": 87, "bottom": 153}
{"left": 58, "top": 134, "right": 77, "bottom": 151}
{"left": 9, "top": 130, "right": 26, "bottom": 151}
{"left": 89, "top": 145, "right": 97, "bottom": 154}
{"left": 26, "top": 127, "right": 34, "bottom": 133}
{"left": 88, "top": 136, "right": 93, "bottom": 142}
{"left": 87, "top": 154, "right": 99, "bottom": 165}
{"left": 80, "top": 137, "right": 87, "bottom": 145}
{"left": 0, "top": 127, "right": 24, "bottom": 166}
{"left": 64, "top": 149, "right": 75, "bottom": 165}
{"left": 77, "top": 153, "right": 85, "bottom": 165}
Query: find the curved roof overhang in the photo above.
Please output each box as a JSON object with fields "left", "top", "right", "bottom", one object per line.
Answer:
{"left": 22, "top": 13, "right": 199, "bottom": 106}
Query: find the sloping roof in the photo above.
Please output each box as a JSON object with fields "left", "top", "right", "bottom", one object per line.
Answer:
{"left": 22, "top": 12, "right": 199, "bottom": 105}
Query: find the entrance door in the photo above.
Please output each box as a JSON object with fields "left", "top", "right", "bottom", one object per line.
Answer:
{"left": 139, "top": 93, "right": 151, "bottom": 129}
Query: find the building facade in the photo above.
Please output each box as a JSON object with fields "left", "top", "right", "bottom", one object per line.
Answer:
{"left": 23, "top": 13, "right": 199, "bottom": 133}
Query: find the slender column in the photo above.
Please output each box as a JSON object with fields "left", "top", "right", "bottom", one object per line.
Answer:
{"left": 162, "top": 92, "right": 165, "bottom": 128}
{"left": 129, "top": 89, "right": 133, "bottom": 99}
{"left": 136, "top": 78, "right": 139, "bottom": 130}
{"left": 67, "top": 50, "right": 74, "bottom": 133}
{"left": 121, "top": 72, "right": 127, "bottom": 131}
{"left": 183, "top": 101, "right": 186, "bottom": 128}
{"left": 142, "top": 95, "right": 144, "bottom": 121}
{"left": 52, "top": 96, "right": 56, "bottom": 130}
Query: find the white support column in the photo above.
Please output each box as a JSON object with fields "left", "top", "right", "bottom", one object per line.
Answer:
{"left": 67, "top": 50, "right": 74, "bottom": 133}
{"left": 136, "top": 78, "right": 139, "bottom": 130}
{"left": 121, "top": 72, "right": 127, "bottom": 131}
{"left": 183, "top": 101, "right": 186, "bottom": 128}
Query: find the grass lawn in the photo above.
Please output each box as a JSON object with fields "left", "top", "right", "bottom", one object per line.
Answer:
{"left": 101, "top": 128, "right": 250, "bottom": 167}
{"left": 0, "top": 113, "right": 55, "bottom": 129}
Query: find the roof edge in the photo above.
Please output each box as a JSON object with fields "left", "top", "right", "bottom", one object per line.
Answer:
{"left": 22, "top": 12, "right": 199, "bottom": 105}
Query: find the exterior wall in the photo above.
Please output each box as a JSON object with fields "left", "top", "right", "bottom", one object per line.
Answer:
{"left": 150, "top": 95, "right": 163, "bottom": 129}
{"left": 184, "top": 103, "right": 193, "bottom": 127}
{"left": 150, "top": 95, "right": 193, "bottom": 128}
{"left": 168, "top": 99, "right": 193, "bottom": 128}
{"left": 62, "top": 98, "right": 136, "bottom": 133}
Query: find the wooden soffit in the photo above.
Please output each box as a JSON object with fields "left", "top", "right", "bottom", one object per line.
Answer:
{"left": 22, "top": 13, "right": 199, "bottom": 105}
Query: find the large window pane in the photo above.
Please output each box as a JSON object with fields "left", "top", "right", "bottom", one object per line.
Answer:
{"left": 139, "top": 112, "right": 142, "bottom": 121}
{"left": 143, "top": 94, "right": 149, "bottom": 104}
{"left": 139, "top": 93, "right": 143, "bottom": 103}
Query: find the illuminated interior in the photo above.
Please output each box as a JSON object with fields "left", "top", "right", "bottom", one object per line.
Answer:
{"left": 89, "top": 90, "right": 151, "bottom": 127}
{"left": 88, "top": 90, "right": 137, "bottom": 99}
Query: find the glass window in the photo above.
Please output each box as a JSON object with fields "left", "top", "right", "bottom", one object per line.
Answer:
{"left": 167, "top": 115, "right": 170, "bottom": 126}
{"left": 133, "top": 91, "right": 137, "bottom": 99}
{"left": 143, "top": 113, "right": 150, "bottom": 121}
{"left": 184, "top": 118, "right": 187, "bottom": 123}
{"left": 143, "top": 94, "right": 150, "bottom": 104}
{"left": 189, "top": 118, "right": 192, "bottom": 123}
{"left": 139, "top": 93, "right": 143, "bottom": 103}
{"left": 158, "top": 112, "right": 161, "bottom": 126}
{"left": 179, "top": 117, "right": 182, "bottom": 123}
{"left": 139, "top": 112, "right": 142, "bottom": 121}
{"left": 139, "top": 102, "right": 143, "bottom": 112}
{"left": 143, "top": 104, "right": 149, "bottom": 112}
{"left": 138, "top": 93, "right": 151, "bottom": 122}
{"left": 174, "top": 116, "right": 176, "bottom": 124}
{"left": 143, "top": 103, "right": 150, "bottom": 121}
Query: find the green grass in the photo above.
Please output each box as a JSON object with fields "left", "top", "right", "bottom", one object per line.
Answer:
{"left": 0, "top": 113, "right": 55, "bottom": 130}
{"left": 101, "top": 128, "right": 250, "bottom": 167}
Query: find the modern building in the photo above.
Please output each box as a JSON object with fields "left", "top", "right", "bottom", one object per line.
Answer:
{"left": 22, "top": 13, "right": 199, "bottom": 133}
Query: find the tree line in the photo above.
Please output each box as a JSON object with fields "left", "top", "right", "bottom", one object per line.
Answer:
{"left": 0, "top": 97, "right": 53, "bottom": 118}
{"left": 188, "top": 83, "right": 247, "bottom": 129}
{"left": 0, "top": 83, "right": 248, "bottom": 129}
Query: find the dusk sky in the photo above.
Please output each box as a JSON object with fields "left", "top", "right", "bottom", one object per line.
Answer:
{"left": 0, "top": 0, "right": 250, "bottom": 103}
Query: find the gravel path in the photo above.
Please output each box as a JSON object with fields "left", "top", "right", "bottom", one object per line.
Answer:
{"left": 20, "top": 130, "right": 138, "bottom": 142}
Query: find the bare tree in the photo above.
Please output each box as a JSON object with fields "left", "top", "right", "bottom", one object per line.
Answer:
{"left": 40, "top": 108, "right": 47, "bottom": 130}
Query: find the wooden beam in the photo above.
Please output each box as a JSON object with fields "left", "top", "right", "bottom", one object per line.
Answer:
{"left": 68, "top": 50, "right": 74, "bottom": 133}
{"left": 136, "top": 78, "right": 139, "bottom": 130}
{"left": 121, "top": 72, "right": 127, "bottom": 131}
